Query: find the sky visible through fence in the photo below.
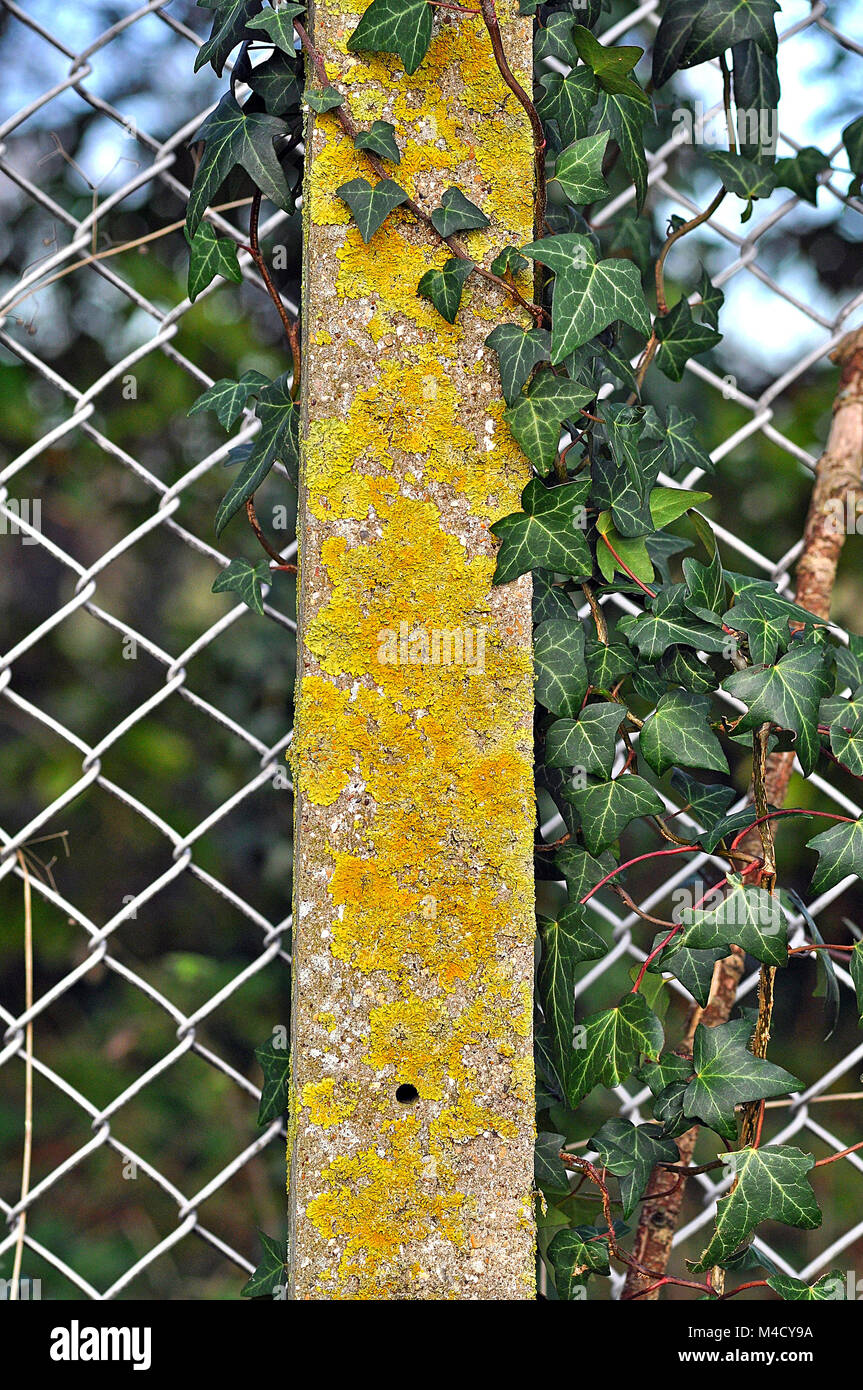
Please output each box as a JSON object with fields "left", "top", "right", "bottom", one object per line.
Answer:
{"left": 0, "top": 0, "right": 862, "bottom": 1300}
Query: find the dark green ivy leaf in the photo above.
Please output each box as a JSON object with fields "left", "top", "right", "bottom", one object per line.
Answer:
{"left": 552, "top": 132, "right": 609, "bottom": 206}
{"left": 521, "top": 234, "right": 650, "bottom": 363}
{"left": 337, "top": 176, "right": 408, "bottom": 241}
{"left": 851, "top": 941, "right": 863, "bottom": 1025}
{"left": 212, "top": 557, "right": 272, "bottom": 615}
{"left": 655, "top": 298, "right": 723, "bottom": 381}
{"left": 539, "top": 905, "right": 605, "bottom": 1103}
{"left": 504, "top": 370, "right": 594, "bottom": 471}
{"left": 683, "top": 1018, "right": 800, "bottom": 1141}
{"left": 565, "top": 775, "right": 665, "bottom": 854}
{"left": 591, "top": 1117, "right": 680, "bottom": 1219}
{"left": 647, "top": 930, "right": 726, "bottom": 1007}
{"left": 731, "top": 38, "right": 780, "bottom": 161}
{"left": 571, "top": 25, "right": 647, "bottom": 104}
{"left": 843, "top": 114, "right": 863, "bottom": 196}
{"left": 215, "top": 373, "right": 298, "bottom": 534}
{"left": 417, "top": 256, "right": 474, "bottom": 322}
{"left": 565, "top": 991, "right": 664, "bottom": 1107}
{"left": 247, "top": 51, "right": 302, "bottom": 115}
{"left": 546, "top": 701, "right": 625, "bottom": 776}
{"left": 535, "top": 1131, "right": 571, "bottom": 1197}
{"left": 709, "top": 151, "right": 779, "bottom": 220}
{"left": 255, "top": 1031, "right": 290, "bottom": 1124}
{"left": 492, "top": 477, "right": 592, "bottom": 585}
{"left": 724, "top": 636, "right": 832, "bottom": 775}
{"left": 653, "top": 0, "right": 779, "bottom": 88}
{"left": 188, "top": 369, "right": 270, "bottom": 429}
{"left": 767, "top": 1270, "right": 846, "bottom": 1301}
{"left": 691, "top": 1144, "right": 820, "bottom": 1272}
{"left": 186, "top": 221, "right": 242, "bottom": 302}
{"left": 490, "top": 245, "right": 528, "bottom": 277}
{"left": 485, "top": 324, "right": 551, "bottom": 405}
{"left": 547, "top": 1224, "right": 611, "bottom": 1295}
{"left": 534, "top": 618, "right": 589, "bottom": 717}
{"left": 241, "top": 1230, "right": 287, "bottom": 1298}
{"left": 537, "top": 68, "right": 599, "bottom": 147}
{"left": 805, "top": 818, "right": 863, "bottom": 895}
{"left": 247, "top": 5, "right": 305, "bottom": 53}
{"left": 590, "top": 90, "right": 650, "bottom": 210}
{"left": 430, "top": 186, "right": 489, "bottom": 237}
{"left": 640, "top": 691, "right": 729, "bottom": 776}
{"left": 305, "top": 84, "right": 344, "bottom": 112}
{"left": 187, "top": 93, "right": 292, "bottom": 235}
{"left": 195, "top": 0, "right": 262, "bottom": 76}
{"left": 348, "top": 0, "right": 433, "bottom": 75}
{"left": 773, "top": 146, "right": 831, "bottom": 204}
{"left": 670, "top": 877, "right": 788, "bottom": 967}
{"left": 354, "top": 119, "right": 401, "bottom": 162}
{"left": 697, "top": 266, "right": 724, "bottom": 330}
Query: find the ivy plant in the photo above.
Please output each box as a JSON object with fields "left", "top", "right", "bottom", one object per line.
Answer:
{"left": 185, "top": 0, "right": 863, "bottom": 1302}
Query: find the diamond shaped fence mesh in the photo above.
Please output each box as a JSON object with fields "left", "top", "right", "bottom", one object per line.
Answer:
{"left": 0, "top": 0, "right": 861, "bottom": 1301}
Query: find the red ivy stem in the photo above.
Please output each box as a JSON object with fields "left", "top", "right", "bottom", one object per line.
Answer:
{"left": 599, "top": 532, "right": 658, "bottom": 596}
{"left": 580, "top": 846, "right": 694, "bottom": 904}
{"left": 729, "top": 806, "right": 854, "bottom": 853}
{"left": 813, "top": 1138, "right": 863, "bottom": 1167}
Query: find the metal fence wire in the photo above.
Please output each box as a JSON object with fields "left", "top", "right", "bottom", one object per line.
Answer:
{"left": 1, "top": 0, "right": 862, "bottom": 1300}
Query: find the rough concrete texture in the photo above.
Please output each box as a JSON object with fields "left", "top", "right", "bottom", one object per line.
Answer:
{"left": 289, "top": 0, "right": 536, "bottom": 1299}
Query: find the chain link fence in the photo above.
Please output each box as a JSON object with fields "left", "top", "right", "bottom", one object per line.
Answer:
{"left": 0, "top": 0, "right": 861, "bottom": 1300}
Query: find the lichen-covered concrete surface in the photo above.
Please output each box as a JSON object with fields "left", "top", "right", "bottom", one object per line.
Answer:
{"left": 289, "top": 0, "right": 536, "bottom": 1299}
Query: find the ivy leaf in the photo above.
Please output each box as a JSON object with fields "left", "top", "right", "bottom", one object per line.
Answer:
{"left": 534, "top": 618, "right": 588, "bottom": 717}
{"left": 241, "top": 1231, "right": 287, "bottom": 1298}
{"left": 653, "top": 0, "right": 779, "bottom": 88}
{"left": 723, "top": 587, "right": 820, "bottom": 665}
{"left": 195, "top": 0, "right": 262, "bottom": 76}
{"left": 255, "top": 1032, "right": 290, "bottom": 1124}
{"left": 670, "top": 877, "right": 788, "bottom": 967}
{"left": 590, "top": 91, "right": 649, "bottom": 210}
{"left": 625, "top": 607, "right": 729, "bottom": 663}
{"left": 546, "top": 702, "right": 624, "bottom": 776}
{"left": 585, "top": 637, "right": 635, "bottom": 691}
{"left": 521, "top": 235, "right": 650, "bottom": 362}
{"left": 337, "top": 176, "right": 408, "bottom": 241}
{"left": 552, "top": 133, "right": 609, "bottom": 206}
{"left": 647, "top": 931, "right": 726, "bottom": 1007}
{"left": 417, "top": 257, "right": 474, "bottom": 323}
{"left": 649, "top": 486, "right": 712, "bottom": 530}
{"left": 215, "top": 374, "right": 298, "bottom": 534}
{"left": 186, "top": 221, "right": 242, "bottom": 302}
{"left": 547, "top": 1225, "right": 611, "bottom": 1296}
{"left": 554, "top": 844, "right": 616, "bottom": 903}
{"left": 640, "top": 691, "right": 729, "bottom": 776}
{"left": 767, "top": 1271, "right": 846, "bottom": 1301}
{"left": 709, "top": 151, "right": 778, "bottom": 220}
{"left": 187, "top": 93, "right": 291, "bottom": 235}
{"left": 571, "top": 25, "right": 647, "bottom": 104}
{"left": 850, "top": 941, "right": 863, "bottom": 1025}
{"left": 591, "top": 1118, "right": 680, "bottom": 1219}
{"left": 655, "top": 299, "right": 723, "bottom": 380}
{"left": 731, "top": 38, "right": 780, "bottom": 161}
{"left": 596, "top": 515, "right": 655, "bottom": 586}
{"left": 670, "top": 769, "right": 735, "bottom": 834}
{"left": 566, "top": 991, "right": 664, "bottom": 1107}
{"left": 247, "top": 51, "right": 302, "bottom": 115}
{"left": 504, "top": 370, "right": 594, "bottom": 471}
{"left": 490, "top": 246, "right": 528, "bottom": 277}
{"left": 690, "top": 1145, "right": 820, "bottom": 1273}
{"left": 485, "top": 324, "right": 551, "bottom": 406}
{"left": 823, "top": 689, "right": 863, "bottom": 775}
{"left": 188, "top": 369, "right": 270, "bottom": 429}
{"left": 773, "top": 146, "right": 830, "bottom": 204}
{"left": 492, "top": 478, "right": 593, "bottom": 584}
{"left": 724, "top": 637, "right": 832, "bottom": 775}
{"left": 212, "top": 557, "right": 272, "bottom": 615}
{"left": 246, "top": 5, "right": 306, "bottom": 53}
{"left": 683, "top": 1019, "right": 800, "bottom": 1141}
{"left": 805, "top": 818, "right": 863, "bottom": 895}
{"left": 537, "top": 69, "right": 598, "bottom": 146}
{"left": 305, "top": 85, "right": 344, "bottom": 112}
{"left": 348, "top": 0, "right": 433, "bottom": 75}
{"left": 430, "top": 186, "right": 489, "bottom": 237}
{"left": 354, "top": 120, "right": 401, "bottom": 162}
{"left": 565, "top": 775, "right": 665, "bottom": 854}
{"left": 697, "top": 267, "right": 724, "bottom": 330}
{"left": 535, "top": 1131, "right": 571, "bottom": 1198}
{"left": 539, "top": 906, "right": 605, "bottom": 1104}
{"left": 843, "top": 114, "right": 863, "bottom": 196}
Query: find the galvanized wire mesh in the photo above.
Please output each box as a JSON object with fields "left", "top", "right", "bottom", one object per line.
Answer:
{"left": 0, "top": 0, "right": 861, "bottom": 1300}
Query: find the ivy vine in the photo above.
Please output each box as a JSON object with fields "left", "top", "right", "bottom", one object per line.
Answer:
{"left": 185, "top": 0, "right": 863, "bottom": 1301}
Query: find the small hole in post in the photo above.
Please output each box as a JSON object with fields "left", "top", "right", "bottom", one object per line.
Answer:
{"left": 395, "top": 1083, "right": 419, "bottom": 1105}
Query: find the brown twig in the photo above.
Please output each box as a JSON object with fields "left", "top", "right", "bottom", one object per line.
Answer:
{"left": 248, "top": 191, "right": 301, "bottom": 394}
